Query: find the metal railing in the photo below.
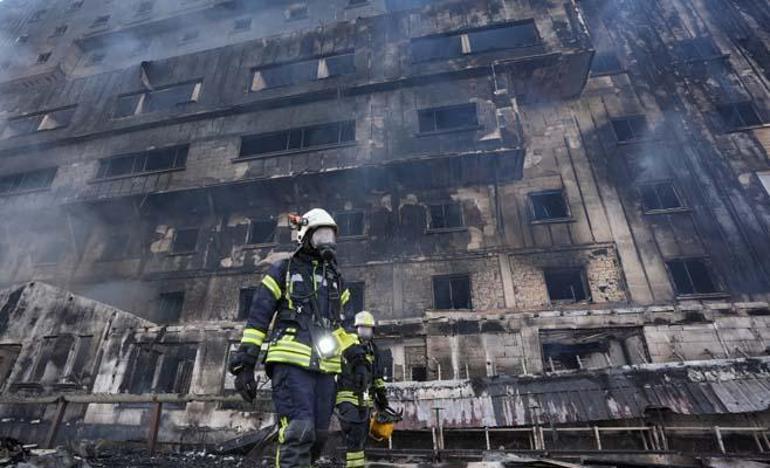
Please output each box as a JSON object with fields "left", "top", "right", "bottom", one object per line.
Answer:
{"left": 1, "top": 394, "right": 769, "bottom": 457}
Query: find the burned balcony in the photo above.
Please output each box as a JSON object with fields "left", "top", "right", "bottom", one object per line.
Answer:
{"left": 540, "top": 328, "right": 650, "bottom": 372}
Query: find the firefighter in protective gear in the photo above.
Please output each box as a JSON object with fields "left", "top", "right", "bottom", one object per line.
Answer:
{"left": 336, "top": 310, "right": 388, "bottom": 468}
{"left": 228, "top": 208, "right": 358, "bottom": 467}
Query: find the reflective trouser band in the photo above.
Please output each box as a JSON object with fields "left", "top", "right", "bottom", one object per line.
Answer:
{"left": 346, "top": 451, "right": 365, "bottom": 468}
{"left": 336, "top": 390, "right": 371, "bottom": 406}
{"left": 262, "top": 275, "right": 282, "bottom": 301}
{"left": 241, "top": 327, "right": 266, "bottom": 347}
{"left": 276, "top": 416, "right": 288, "bottom": 468}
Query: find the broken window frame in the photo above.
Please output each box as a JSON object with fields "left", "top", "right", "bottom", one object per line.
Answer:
{"left": 94, "top": 145, "right": 188, "bottom": 180}
{"left": 97, "top": 230, "right": 133, "bottom": 262}
{"left": 665, "top": 257, "right": 722, "bottom": 297}
{"left": 3, "top": 106, "right": 77, "bottom": 137}
{"left": 410, "top": 20, "right": 540, "bottom": 63}
{"left": 123, "top": 342, "right": 198, "bottom": 399}
{"left": 0, "top": 167, "right": 57, "bottom": 196}
{"left": 0, "top": 345, "right": 22, "bottom": 393}
{"left": 674, "top": 37, "right": 722, "bottom": 63}
{"left": 157, "top": 291, "right": 185, "bottom": 323}
{"left": 286, "top": 3, "right": 308, "bottom": 21}
{"left": 250, "top": 51, "right": 356, "bottom": 92}
{"left": 639, "top": 181, "right": 687, "bottom": 214}
{"left": 245, "top": 218, "right": 277, "bottom": 245}
{"left": 427, "top": 202, "right": 465, "bottom": 231}
{"left": 528, "top": 189, "right": 571, "bottom": 223}
{"left": 544, "top": 267, "right": 591, "bottom": 304}
{"left": 113, "top": 80, "right": 202, "bottom": 118}
{"left": 716, "top": 101, "right": 765, "bottom": 131}
{"left": 591, "top": 50, "right": 623, "bottom": 76}
{"left": 432, "top": 274, "right": 473, "bottom": 310}
{"left": 540, "top": 328, "right": 649, "bottom": 372}
{"left": 238, "top": 287, "right": 257, "bottom": 320}
{"left": 237, "top": 120, "right": 356, "bottom": 159}
{"left": 611, "top": 115, "right": 650, "bottom": 143}
{"left": 417, "top": 103, "right": 479, "bottom": 135}
{"left": 346, "top": 282, "right": 365, "bottom": 314}
{"left": 171, "top": 228, "right": 199, "bottom": 255}
{"left": 758, "top": 172, "right": 770, "bottom": 197}
{"left": 335, "top": 211, "right": 366, "bottom": 238}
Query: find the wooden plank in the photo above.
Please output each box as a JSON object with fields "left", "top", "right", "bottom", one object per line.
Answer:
{"left": 147, "top": 401, "right": 163, "bottom": 455}
{"left": 44, "top": 399, "right": 68, "bottom": 449}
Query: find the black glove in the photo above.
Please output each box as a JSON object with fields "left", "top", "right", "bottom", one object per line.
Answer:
{"left": 228, "top": 344, "right": 260, "bottom": 402}
{"left": 373, "top": 387, "right": 388, "bottom": 410}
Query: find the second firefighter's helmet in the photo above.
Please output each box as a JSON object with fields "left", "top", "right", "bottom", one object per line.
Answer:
{"left": 354, "top": 310, "right": 376, "bottom": 328}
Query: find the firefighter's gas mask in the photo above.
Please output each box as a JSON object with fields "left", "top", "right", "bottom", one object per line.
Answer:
{"left": 310, "top": 227, "right": 337, "bottom": 261}
{"left": 357, "top": 326, "right": 373, "bottom": 341}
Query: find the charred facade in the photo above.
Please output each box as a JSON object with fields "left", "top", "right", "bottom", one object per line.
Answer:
{"left": 0, "top": 0, "right": 769, "bottom": 458}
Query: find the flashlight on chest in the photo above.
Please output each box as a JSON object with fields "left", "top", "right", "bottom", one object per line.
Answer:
{"left": 311, "top": 327, "right": 358, "bottom": 359}
{"left": 315, "top": 333, "right": 339, "bottom": 359}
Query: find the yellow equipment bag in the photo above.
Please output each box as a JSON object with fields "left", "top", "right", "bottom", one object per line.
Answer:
{"left": 369, "top": 407, "right": 403, "bottom": 441}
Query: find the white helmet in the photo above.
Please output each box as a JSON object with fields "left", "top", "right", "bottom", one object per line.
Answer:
{"left": 354, "top": 310, "right": 375, "bottom": 328}
{"left": 294, "top": 208, "right": 338, "bottom": 246}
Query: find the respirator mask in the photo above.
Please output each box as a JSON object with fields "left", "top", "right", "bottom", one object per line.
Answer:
{"left": 310, "top": 227, "right": 337, "bottom": 261}
{"left": 357, "top": 326, "right": 373, "bottom": 341}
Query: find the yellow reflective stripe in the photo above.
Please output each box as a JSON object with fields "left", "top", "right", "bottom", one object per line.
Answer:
{"left": 336, "top": 390, "right": 370, "bottom": 405}
{"left": 240, "top": 328, "right": 266, "bottom": 346}
{"left": 276, "top": 416, "right": 288, "bottom": 468}
{"left": 374, "top": 378, "right": 386, "bottom": 388}
{"left": 284, "top": 269, "right": 295, "bottom": 310}
{"left": 268, "top": 346, "right": 312, "bottom": 359}
{"left": 262, "top": 275, "right": 282, "bottom": 301}
{"left": 333, "top": 327, "right": 359, "bottom": 353}
{"left": 271, "top": 341, "right": 312, "bottom": 355}
{"left": 320, "top": 360, "right": 341, "bottom": 373}
{"left": 266, "top": 351, "right": 312, "bottom": 367}
{"left": 346, "top": 451, "right": 365, "bottom": 468}
{"left": 341, "top": 288, "right": 351, "bottom": 305}
{"left": 346, "top": 451, "right": 365, "bottom": 460}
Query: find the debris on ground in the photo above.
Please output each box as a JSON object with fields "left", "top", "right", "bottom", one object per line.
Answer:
{"left": 1, "top": 438, "right": 31, "bottom": 466}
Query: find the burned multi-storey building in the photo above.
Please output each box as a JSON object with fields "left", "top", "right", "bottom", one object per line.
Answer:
{"left": 0, "top": 0, "right": 769, "bottom": 462}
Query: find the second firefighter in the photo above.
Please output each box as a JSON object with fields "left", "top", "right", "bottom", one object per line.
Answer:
{"left": 336, "top": 310, "right": 388, "bottom": 468}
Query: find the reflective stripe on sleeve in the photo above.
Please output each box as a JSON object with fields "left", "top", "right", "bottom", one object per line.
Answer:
{"left": 240, "top": 327, "right": 266, "bottom": 346}
{"left": 262, "top": 275, "right": 283, "bottom": 301}
{"left": 340, "top": 288, "right": 351, "bottom": 306}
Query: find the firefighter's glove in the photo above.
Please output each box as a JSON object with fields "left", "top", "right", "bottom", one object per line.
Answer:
{"left": 229, "top": 344, "right": 260, "bottom": 402}
{"left": 373, "top": 387, "right": 389, "bottom": 411}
